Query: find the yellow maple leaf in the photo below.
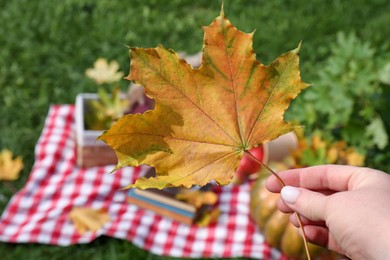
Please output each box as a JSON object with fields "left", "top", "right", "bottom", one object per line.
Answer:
{"left": 100, "top": 10, "right": 309, "bottom": 189}
{"left": 85, "top": 58, "right": 124, "bottom": 85}
{"left": 176, "top": 190, "right": 218, "bottom": 208}
{"left": 69, "top": 207, "right": 110, "bottom": 234}
{"left": 0, "top": 149, "right": 23, "bottom": 181}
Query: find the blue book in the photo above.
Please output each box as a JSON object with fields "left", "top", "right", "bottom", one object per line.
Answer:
{"left": 127, "top": 188, "right": 198, "bottom": 224}
{"left": 128, "top": 188, "right": 196, "bottom": 217}
{"left": 126, "top": 168, "right": 212, "bottom": 225}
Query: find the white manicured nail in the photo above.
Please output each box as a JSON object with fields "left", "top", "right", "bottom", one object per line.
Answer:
{"left": 281, "top": 186, "right": 300, "bottom": 204}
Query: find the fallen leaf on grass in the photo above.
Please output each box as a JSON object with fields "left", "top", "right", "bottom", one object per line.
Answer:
{"left": 69, "top": 207, "right": 110, "bottom": 234}
{"left": 0, "top": 149, "right": 23, "bottom": 181}
{"left": 85, "top": 58, "right": 123, "bottom": 85}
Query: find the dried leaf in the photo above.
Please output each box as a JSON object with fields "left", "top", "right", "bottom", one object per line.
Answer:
{"left": 69, "top": 207, "right": 110, "bottom": 234}
{"left": 85, "top": 58, "right": 124, "bottom": 85}
{"left": 196, "top": 208, "right": 220, "bottom": 227}
{"left": 100, "top": 10, "right": 308, "bottom": 189}
{"left": 0, "top": 149, "right": 23, "bottom": 181}
{"left": 176, "top": 190, "right": 218, "bottom": 208}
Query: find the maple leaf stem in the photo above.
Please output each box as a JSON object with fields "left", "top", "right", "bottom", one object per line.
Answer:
{"left": 245, "top": 150, "right": 312, "bottom": 260}
{"left": 245, "top": 150, "right": 286, "bottom": 186}
{"left": 296, "top": 212, "right": 312, "bottom": 260}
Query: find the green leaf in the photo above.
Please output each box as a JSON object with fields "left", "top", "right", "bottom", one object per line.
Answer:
{"left": 366, "top": 117, "right": 388, "bottom": 150}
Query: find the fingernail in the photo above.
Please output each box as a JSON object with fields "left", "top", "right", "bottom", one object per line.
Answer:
{"left": 281, "top": 186, "right": 300, "bottom": 204}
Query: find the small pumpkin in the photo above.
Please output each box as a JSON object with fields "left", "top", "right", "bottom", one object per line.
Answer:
{"left": 250, "top": 175, "right": 336, "bottom": 259}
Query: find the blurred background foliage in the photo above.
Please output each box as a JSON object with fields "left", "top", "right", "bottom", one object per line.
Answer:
{"left": 1, "top": 0, "right": 390, "bottom": 258}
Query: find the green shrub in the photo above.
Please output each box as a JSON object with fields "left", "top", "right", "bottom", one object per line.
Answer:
{"left": 287, "top": 32, "right": 389, "bottom": 169}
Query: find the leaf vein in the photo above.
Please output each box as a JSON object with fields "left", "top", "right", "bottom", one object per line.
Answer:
{"left": 139, "top": 52, "right": 240, "bottom": 146}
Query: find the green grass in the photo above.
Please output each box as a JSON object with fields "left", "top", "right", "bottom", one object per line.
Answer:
{"left": 0, "top": 236, "right": 248, "bottom": 260}
{"left": 1, "top": 0, "right": 390, "bottom": 258}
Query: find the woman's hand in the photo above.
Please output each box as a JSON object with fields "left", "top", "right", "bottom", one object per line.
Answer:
{"left": 265, "top": 165, "right": 390, "bottom": 259}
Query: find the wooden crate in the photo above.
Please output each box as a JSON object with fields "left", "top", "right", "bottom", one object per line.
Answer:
{"left": 76, "top": 145, "right": 117, "bottom": 168}
{"left": 75, "top": 93, "right": 117, "bottom": 168}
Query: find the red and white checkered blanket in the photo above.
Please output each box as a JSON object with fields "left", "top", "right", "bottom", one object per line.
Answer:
{"left": 0, "top": 105, "right": 284, "bottom": 259}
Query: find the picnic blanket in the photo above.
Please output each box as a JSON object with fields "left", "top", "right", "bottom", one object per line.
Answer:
{"left": 0, "top": 105, "right": 284, "bottom": 259}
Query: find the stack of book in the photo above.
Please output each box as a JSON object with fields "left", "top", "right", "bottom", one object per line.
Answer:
{"left": 126, "top": 168, "right": 212, "bottom": 225}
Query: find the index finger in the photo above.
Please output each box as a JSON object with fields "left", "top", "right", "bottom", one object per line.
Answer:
{"left": 265, "top": 164, "right": 367, "bottom": 193}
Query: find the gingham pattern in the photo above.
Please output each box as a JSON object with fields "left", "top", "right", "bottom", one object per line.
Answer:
{"left": 0, "top": 105, "right": 284, "bottom": 259}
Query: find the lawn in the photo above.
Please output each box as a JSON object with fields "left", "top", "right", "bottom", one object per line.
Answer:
{"left": 1, "top": 0, "right": 390, "bottom": 259}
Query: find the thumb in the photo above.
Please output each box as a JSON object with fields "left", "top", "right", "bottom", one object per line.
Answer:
{"left": 281, "top": 186, "right": 328, "bottom": 222}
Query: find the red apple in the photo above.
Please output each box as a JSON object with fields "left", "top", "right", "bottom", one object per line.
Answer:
{"left": 232, "top": 146, "right": 264, "bottom": 184}
{"left": 236, "top": 146, "right": 264, "bottom": 175}
{"left": 232, "top": 146, "right": 264, "bottom": 185}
